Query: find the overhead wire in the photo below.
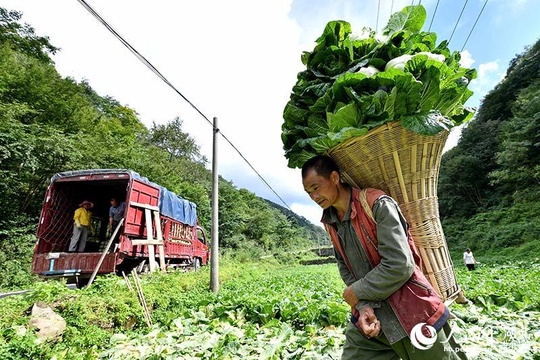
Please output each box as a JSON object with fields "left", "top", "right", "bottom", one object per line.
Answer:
{"left": 461, "top": 0, "right": 490, "bottom": 52}
{"left": 448, "top": 0, "right": 469, "bottom": 46}
{"left": 375, "top": 0, "right": 381, "bottom": 32}
{"left": 428, "top": 0, "right": 440, "bottom": 31}
{"left": 76, "top": 0, "right": 293, "bottom": 211}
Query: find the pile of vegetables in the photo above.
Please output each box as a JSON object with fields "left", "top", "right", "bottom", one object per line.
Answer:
{"left": 281, "top": 5, "right": 477, "bottom": 168}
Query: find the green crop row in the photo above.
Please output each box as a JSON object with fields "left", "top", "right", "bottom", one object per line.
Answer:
{"left": 1, "top": 259, "right": 539, "bottom": 359}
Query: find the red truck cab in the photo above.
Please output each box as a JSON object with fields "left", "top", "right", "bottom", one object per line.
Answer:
{"left": 32, "top": 169, "right": 209, "bottom": 282}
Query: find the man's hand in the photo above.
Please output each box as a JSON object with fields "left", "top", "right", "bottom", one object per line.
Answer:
{"left": 342, "top": 285, "right": 359, "bottom": 307}
{"left": 358, "top": 306, "right": 381, "bottom": 339}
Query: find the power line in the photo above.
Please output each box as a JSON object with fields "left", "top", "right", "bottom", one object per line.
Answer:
{"left": 461, "top": 0, "right": 489, "bottom": 52}
{"left": 448, "top": 0, "right": 469, "bottom": 46}
{"left": 76, "top": 0, "right": 293, "bottom": 211}
{"left": 428, "top": 0, "right": 440, "bottom": 31}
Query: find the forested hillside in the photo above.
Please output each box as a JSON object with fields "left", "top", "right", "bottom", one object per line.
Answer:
{"left": 0, "top": 8, "right": 325, "bottom": 290}
{"left": 438, "top": 36, "right": 540, "bottom": 258}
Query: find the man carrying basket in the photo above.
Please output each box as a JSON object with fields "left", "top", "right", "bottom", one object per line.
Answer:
{"left": 302, "top": 155, "right": 467, "bottom": 360}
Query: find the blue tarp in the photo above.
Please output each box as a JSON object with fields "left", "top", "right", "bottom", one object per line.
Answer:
{"left": 158, "top": 186, "right": 198, "bottom": 226}
{"left": 52, "top": 169, "right": 198, "bottom": 226}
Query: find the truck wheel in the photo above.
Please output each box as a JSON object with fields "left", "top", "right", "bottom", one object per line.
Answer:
{"left": 136, "top": 260, "right": 148, "bottom": 274}
{"left": 192, "top": 258, "right": 201, "bottom": 271}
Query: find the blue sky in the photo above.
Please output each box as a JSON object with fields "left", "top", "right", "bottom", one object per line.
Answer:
{"left": 3, "top": 0, "right": 540, "bottom": 227}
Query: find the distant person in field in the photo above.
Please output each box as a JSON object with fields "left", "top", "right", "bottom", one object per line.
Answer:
{"left": 463, "top": 248, "right": 476, "bottom": 271}
{"left": 68, "top": 200, "right": 93, "bottom": 252}
{"left": 301, "top": 155, "right": 468, "bottom": 360}
{"left": 109, "top": 197, "right": 126, "bottom": 241}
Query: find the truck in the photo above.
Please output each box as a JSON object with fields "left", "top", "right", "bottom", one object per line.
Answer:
{"left": 31, "top": 169, "right": 210, "bottom": 283}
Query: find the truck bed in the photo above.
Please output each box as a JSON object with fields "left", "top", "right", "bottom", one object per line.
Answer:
{"left": 32, "top": 252, "right": 119, "bottom": 276}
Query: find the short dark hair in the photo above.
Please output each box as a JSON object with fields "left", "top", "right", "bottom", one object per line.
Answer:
{"left": 301, "top": 155, "right": 339, "bottom": 179}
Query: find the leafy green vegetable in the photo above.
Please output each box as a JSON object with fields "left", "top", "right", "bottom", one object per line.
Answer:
{"left": 281, "top": 4, "right": 477, "bottom": 168}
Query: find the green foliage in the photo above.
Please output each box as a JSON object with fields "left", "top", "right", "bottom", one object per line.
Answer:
{"left": 0, "top": 8, "right": 58, "bottom": 63}
{"left": 437, "top": 36, "right": 540, "bottom": 259}
{"left": 281, "top": 4, "right": 476, "bottom": 168}
{"left": 148, "top": 117, "right": 206, "bottom": 163}
{"left": 0, "top": 262, "right": 348, "bottom": 359}
{"left": 490, "top": 79, "right": 540, "bottom": 190}
{"left": 450, "top": 262, "right": 540, "bottom": 359}
{"left": 0, "top": 222, "right": 39, "bottom": 291}
{"left": 2, "top": 260, "right": 540, "bottom": 359}
{"left": 443, "top": 200, "right": 540, "bottom": 259}
{"left": 439, "top": 36, "right": 540, "bottom": 219}
{"left": 0, "top": 5, "right": 324, "bottom": 291}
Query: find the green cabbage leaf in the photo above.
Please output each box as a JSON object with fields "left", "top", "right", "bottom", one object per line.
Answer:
{"left": 281, "top": 4, "right": 477, "bottom": 168}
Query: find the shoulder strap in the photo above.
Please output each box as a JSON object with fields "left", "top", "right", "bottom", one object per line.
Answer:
{"left": 359, "top": 189, "right": 375, "bottom": 224}
{"left": 358, "top": 188, "right": 386, "bottom": 222}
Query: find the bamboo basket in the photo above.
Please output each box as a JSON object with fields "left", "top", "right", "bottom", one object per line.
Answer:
{"left": 326, "top": 121, "right": 460, "bottom": 303}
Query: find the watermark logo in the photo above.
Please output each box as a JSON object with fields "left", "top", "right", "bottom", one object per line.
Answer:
{"left": 410, "top": 323, "right": 437, "bottom": 350}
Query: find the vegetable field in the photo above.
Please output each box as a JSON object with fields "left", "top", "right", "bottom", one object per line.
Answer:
{"left": 1, "top": 260, "right": 539, "bottom": 359}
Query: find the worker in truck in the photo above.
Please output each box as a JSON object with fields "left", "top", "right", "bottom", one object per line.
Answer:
{"left": 68, "top": 200, "right": 93, "bottom": 252}
{"left": 109, "top": 197, "right": 126, "bottom": 242}
{"left": 301, "top": 155, "right": 467, "bottom": 360}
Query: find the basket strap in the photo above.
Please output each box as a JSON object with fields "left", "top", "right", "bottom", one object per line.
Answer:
{"left": 358, "top": 189, "right": 376, "bottom": 224}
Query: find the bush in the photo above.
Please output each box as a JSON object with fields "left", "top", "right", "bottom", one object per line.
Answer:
{"left": 0, "top": 223, "right": 39, "bottom": 291}
{"left": 443, "top": 200, "right": 540, "bottom": 261}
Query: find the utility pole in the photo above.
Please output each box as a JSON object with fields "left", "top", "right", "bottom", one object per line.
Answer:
{"left": 210, "top": 117, "right": 219, "bottom": 293}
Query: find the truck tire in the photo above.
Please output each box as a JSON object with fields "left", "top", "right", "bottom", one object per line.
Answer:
{"left": 192, "top": 258, "right": 201, "bottom": 271}
{"left": 136, "top": 260, "right": 148, "bottom": 274}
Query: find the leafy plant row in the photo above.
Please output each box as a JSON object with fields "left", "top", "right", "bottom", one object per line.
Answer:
{"left": 1, "top": 261, "right": 540, "bottom": 359}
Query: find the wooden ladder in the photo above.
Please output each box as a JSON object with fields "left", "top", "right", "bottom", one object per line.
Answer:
{"left": 130, "top": 202, "right": 166, "bottom": 272}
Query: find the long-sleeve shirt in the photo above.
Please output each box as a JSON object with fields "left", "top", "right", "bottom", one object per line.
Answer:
{"left": 73, "top": 207, "right": 92, "bottom": 227}
{"left": 323, "top": 194, "right": 414, "bottom": 344}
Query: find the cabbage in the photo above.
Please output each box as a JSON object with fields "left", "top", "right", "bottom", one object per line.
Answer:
{"left": 281, "top": 4, "right": 477, "bottom": 168}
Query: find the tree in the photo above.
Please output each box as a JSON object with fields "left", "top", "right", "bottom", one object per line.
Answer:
{"left": 0, "top": 7, "right": 57, "bottom": 63}
{"left": 148, "top": 118, "right": 207, "bottom": 163}
{"left": 438, "top": 37, "right": 540, "bottom": 216}
{"left": 490, "top": 79, "right": 540, "bottom": 197}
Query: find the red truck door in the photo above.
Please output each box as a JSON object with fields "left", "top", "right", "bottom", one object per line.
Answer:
{"left": 124, "top": 179, "right": 160, "bottom": 238}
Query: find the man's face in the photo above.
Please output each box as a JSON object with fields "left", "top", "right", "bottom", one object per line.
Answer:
{"left": 302, "top": 168, "right": 340, "bottom": 209}
{"left": 111, "top": 199, "right": 118, "bottom": 207}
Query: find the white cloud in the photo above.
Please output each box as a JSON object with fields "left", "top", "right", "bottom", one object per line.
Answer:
{"left": 459, "top": 49, "right": 475, "bottom": 68}
{"left": 291, "top": 202, "right": 324, "bottom": 228}
{"left": 504, "top": 0, "right": 529, "bottom": 13}
{"left": 469, "top": 61, "right": 504, "bottom": 99}
{"left": 478, "top": 61, "right": 499, "bottom": 78}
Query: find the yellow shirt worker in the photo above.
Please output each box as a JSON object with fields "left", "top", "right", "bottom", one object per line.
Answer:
{"left": 68, "top": 200, "right": 93, "bottom": 252}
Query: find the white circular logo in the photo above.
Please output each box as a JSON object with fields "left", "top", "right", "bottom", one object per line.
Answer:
{"left": 410, "top": 323, "right": 437, "bottom": 350}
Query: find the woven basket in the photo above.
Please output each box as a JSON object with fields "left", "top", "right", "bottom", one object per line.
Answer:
{"left": 326, "top": 121, "right": 460, "bottom": 302}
